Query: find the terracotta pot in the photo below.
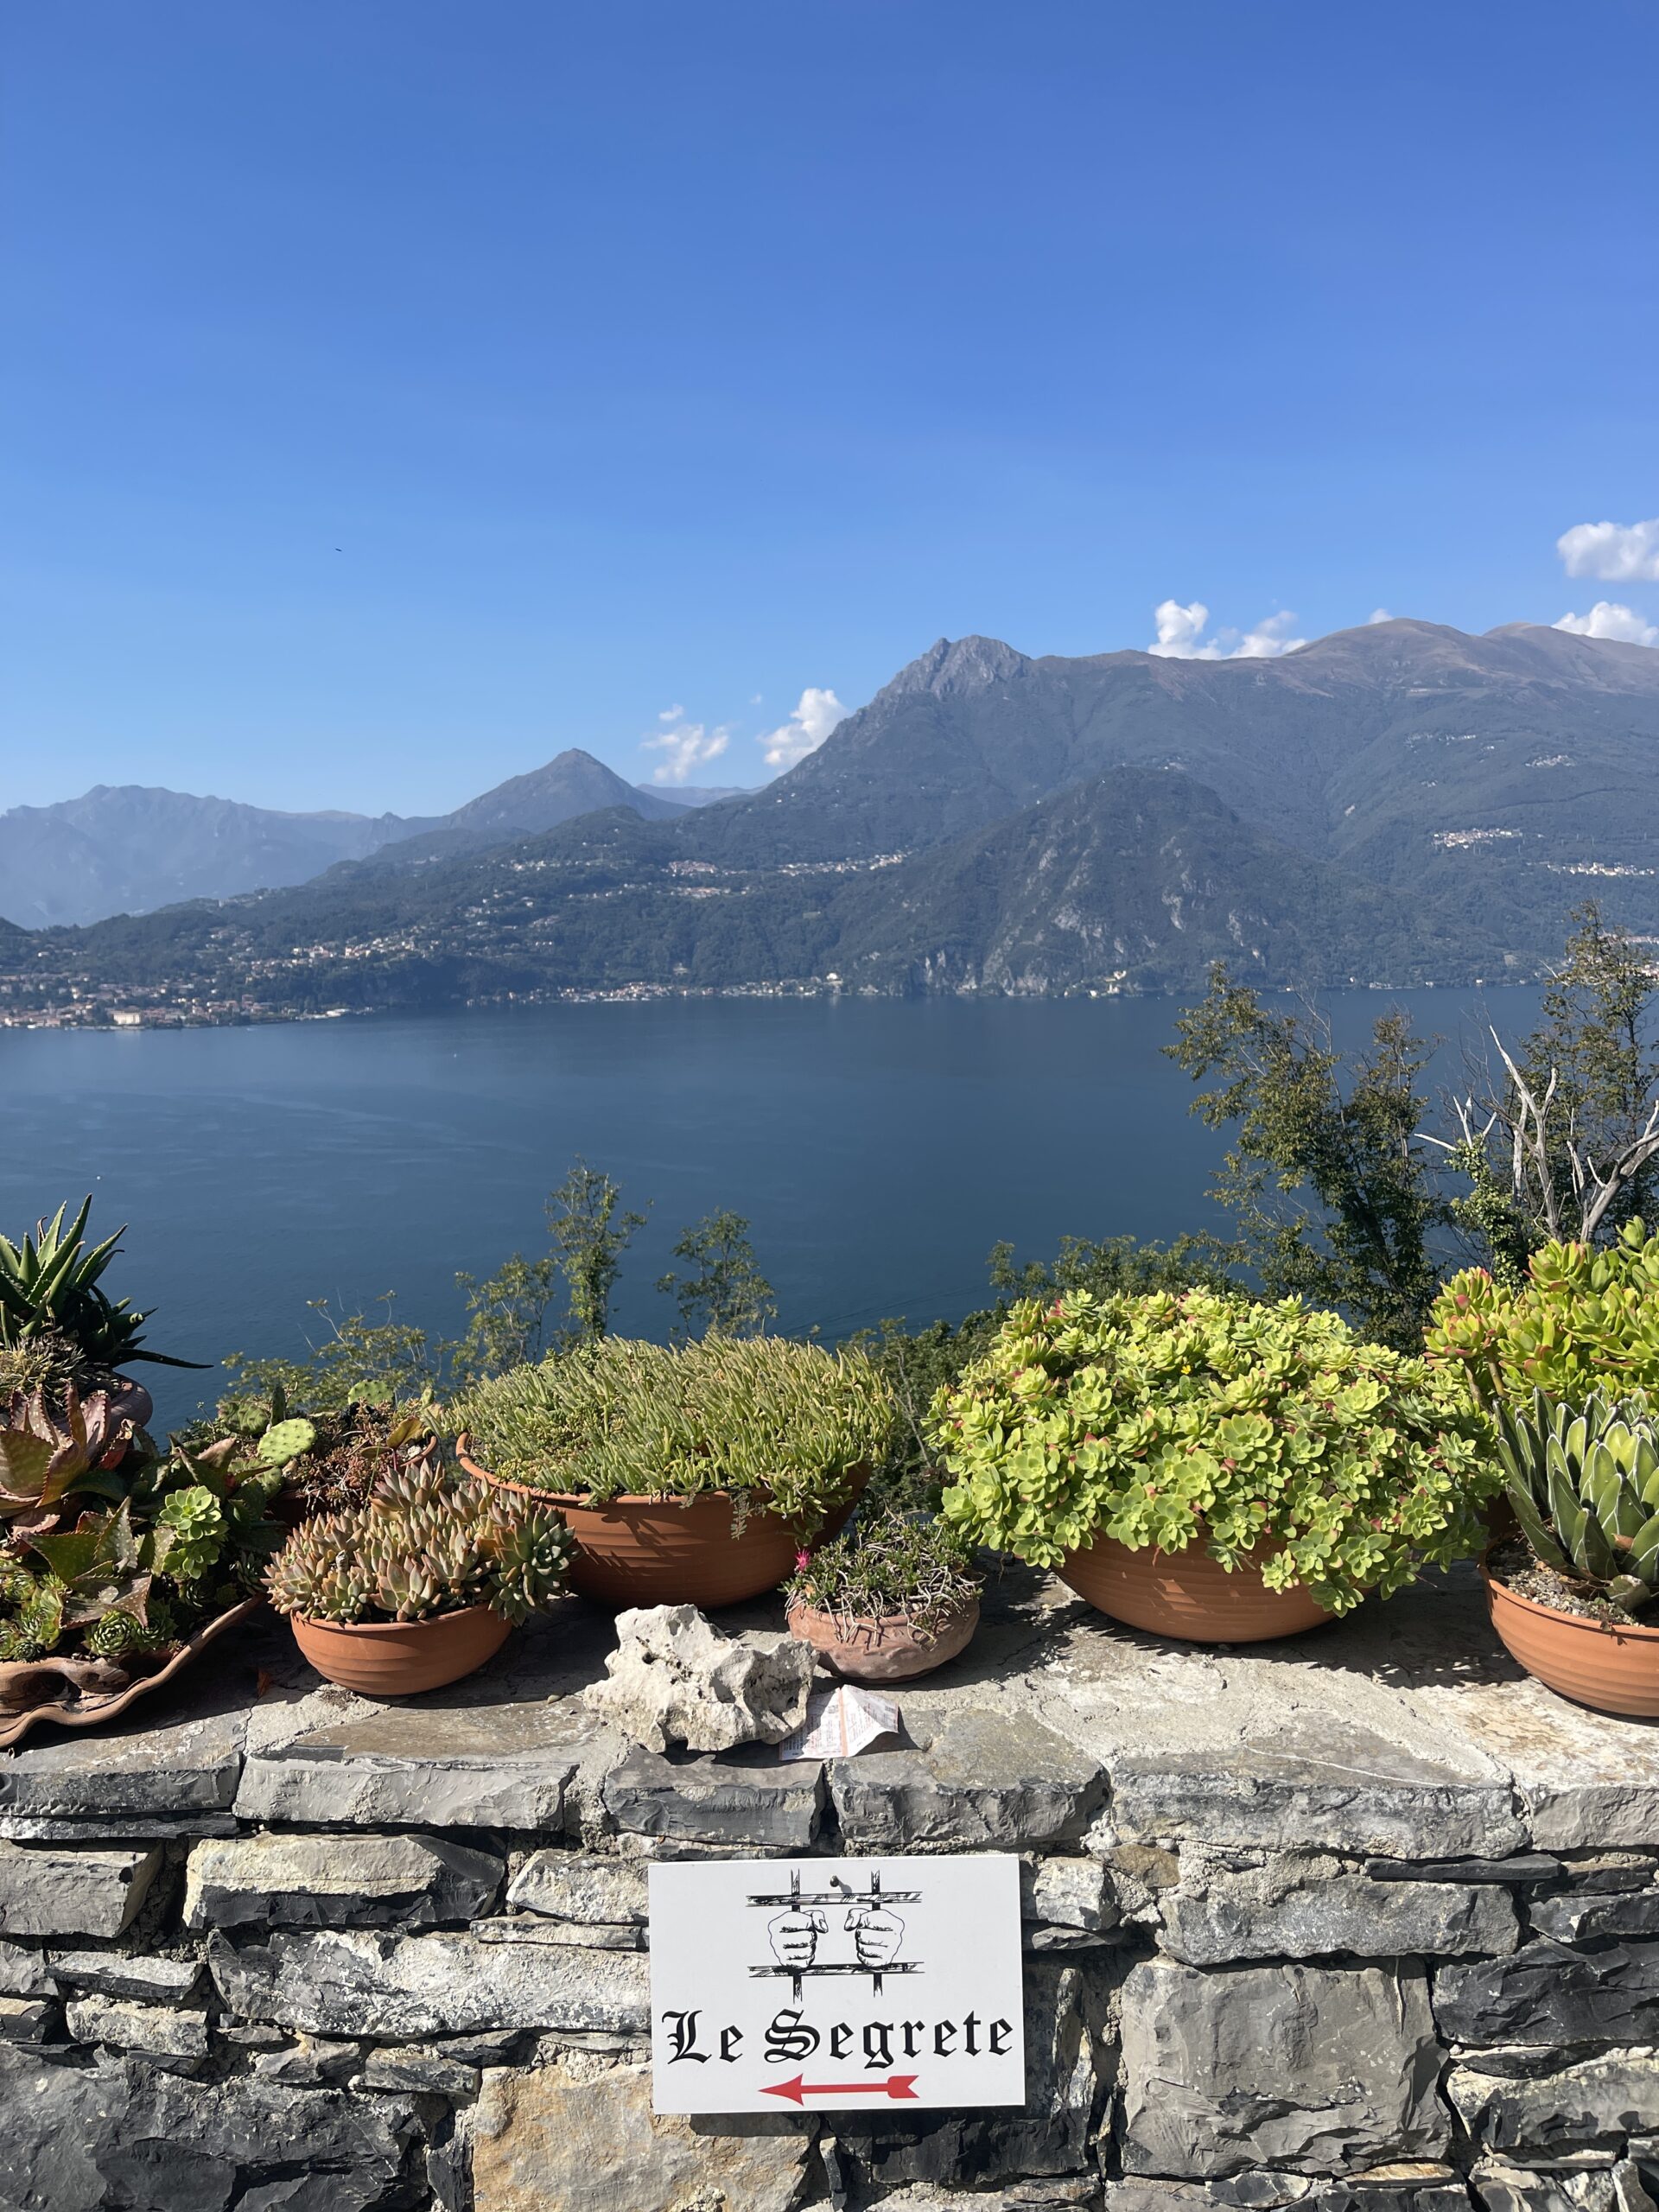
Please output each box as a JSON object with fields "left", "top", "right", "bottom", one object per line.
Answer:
{"left": 289, "top": 1605, "right": 512, "bottom": 1696}
{"left": 454, "top": 1441, "right": 868, "bottom": 1608}
{"left": 1484, "top": 1556, "right": 1659, "bottom": 1718}
{"left": 1058, "top": 1533, "right": 1331, "bottom": 1643}
{"left": 787, "top": 1596, "right": 980, "bottom": 1682}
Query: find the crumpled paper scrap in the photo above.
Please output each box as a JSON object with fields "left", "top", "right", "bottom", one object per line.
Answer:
{"left": 777, "top": 1681, "right": 900, "bottom": 1762}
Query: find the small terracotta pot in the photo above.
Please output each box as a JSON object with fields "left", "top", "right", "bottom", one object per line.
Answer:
{"left": 787, "top": 1596, "right": 980, "bottom": 1683}
{"left": 455, "top": 1440, "right": 868, "bottom": 1609}
{"left": 1484, "top": 1555, "right": 1659, "bottom": 1718}
{"left": 289, "top": 1605, "right": 512, "bottom": 1696}
{"left": 1059, "top": 1533, "right": 1331, "bottom": 1643}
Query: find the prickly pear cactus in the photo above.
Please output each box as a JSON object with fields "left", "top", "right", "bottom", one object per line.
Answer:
{"left": 257, "top": 1418, "right": 319, "bottom": 1470}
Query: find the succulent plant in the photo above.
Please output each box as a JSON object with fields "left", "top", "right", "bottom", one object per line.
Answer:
{"left": 931, "top": 1288, "right": 1494, "bottom": 1617}
{"left": 255, "top": 1419, "right": 320, "bottom": 1470}
{"left": 266, "top": 1471, "right": 574, "bottom": 1627}
{"left": 24, "top": 1502, "right": 152, "bottom": 1630}
{"left": 154, "top": 1485, "right": 227, "bottom": 1580}
{"left": 488, "top": 1500, "right": 582, "bottom": 1625}
{"left": 0, "top": 1326, "right": 81, "bottom": 1404}
{"left": 1429, "top": 1223, "right": 1659, "bottom": 1410}
{"left": 1495, "top": 1387, "right": 1659, "bottom": 1611}
{"left": 80, "top": 1608, "right": 172, "bottom": 1659}
{"left": 0, "top": 1386, "right": 133, "bottom": 1533}
{"left": 0, "top": 1198, "right": 204, "bottom": 1374}
{"left": 786, "top": 1509, "right": 981, "bottom": 1634}
{"left": 447, "top": 1334, "right": 893, "bottom": 1532}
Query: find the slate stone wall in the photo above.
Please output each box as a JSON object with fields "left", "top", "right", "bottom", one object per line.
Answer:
{"left": 6, "top": 1726, "right": 1659, "bottom": 2212}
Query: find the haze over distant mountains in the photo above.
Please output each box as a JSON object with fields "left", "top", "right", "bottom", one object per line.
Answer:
{"left": 0, "top": 755, "right": 751, "bottom": 927}
{"left": 6, "top": 617, "right": 1659, "bottom": 1008}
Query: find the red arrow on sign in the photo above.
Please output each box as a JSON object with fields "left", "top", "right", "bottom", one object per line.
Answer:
{"left": 763, "top": 2073, "right": 919, "bottom": 2106}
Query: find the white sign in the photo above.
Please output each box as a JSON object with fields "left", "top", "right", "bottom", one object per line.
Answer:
{"left": 648, "top": 1854, "right": 1024, "bottom": 2114}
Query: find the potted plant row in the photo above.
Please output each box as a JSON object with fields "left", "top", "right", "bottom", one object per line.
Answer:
{"left": 448, "top": 1334, "right": 891, "bottom": 1607}
{"left": 265, "top": 1465, "right": 575, "bottom": 1694}
{"left": 785, "top": 1509, "right": 982, "bottom": 1681}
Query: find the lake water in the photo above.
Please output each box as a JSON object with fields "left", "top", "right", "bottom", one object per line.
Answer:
{"left": 0, "top": 990, "right": 1541, "bottom": 1433}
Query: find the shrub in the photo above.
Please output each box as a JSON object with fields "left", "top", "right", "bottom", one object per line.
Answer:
{"left": 1427, "top": 1221, "right": 1659, "bottom": 1408}
{"left": 785, "top": 1509, "right": 980, "bottom": 1633}
{"left": 446, "top": 1335, "right": 893, "bottom": 1532}
{"left": 931, "top": 1287, "right": 1492, "bottom": 1616}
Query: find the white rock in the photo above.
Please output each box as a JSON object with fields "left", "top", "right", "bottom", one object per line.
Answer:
{"left": 582, "top": 1605, "right": 817, "bottom": 1753}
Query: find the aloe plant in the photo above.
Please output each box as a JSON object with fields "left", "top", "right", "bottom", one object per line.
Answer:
{"left": 0, "top": 1198, "right": 204, "bottom": 1371}
{"left": 0, "top": 1386, "right": 132, "bottom": 1532}
{"left": 1495, "top": 1388, "right": 1659, "bottom": 1611}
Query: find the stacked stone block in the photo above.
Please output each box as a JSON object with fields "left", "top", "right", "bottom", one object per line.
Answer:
{"left": 6, "top": 1678, "right": 1659, "bottom": 2212}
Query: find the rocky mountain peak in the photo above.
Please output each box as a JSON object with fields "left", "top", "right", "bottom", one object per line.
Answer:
{"left": 883, "top": 634, "right": 1031, "bottom": 702}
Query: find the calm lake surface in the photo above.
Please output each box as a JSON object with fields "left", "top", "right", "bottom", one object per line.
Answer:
{"left": 0, "top": 991, "right": 1541, "bottom": 1433}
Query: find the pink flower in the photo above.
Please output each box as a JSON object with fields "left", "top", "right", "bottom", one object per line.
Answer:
{"left": 794, "top": 1549, "right": 812, "bottom": 1572}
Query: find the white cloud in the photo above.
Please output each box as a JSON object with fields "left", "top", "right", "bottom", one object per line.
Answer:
{"left": 1556, "top": 601, "right": 1659, "bottom": 649}
{"left": 1148, "top": 601, "right": 1306, "bottom": 660}
{"left": 641, "top": 709, "right": 731, "bottom": 784}
{"left": 760, "top": 686, "right": 846, "bottom": 770}
{"left": 1558, "top": 518, "right": 1659, "bottom": 584}
{"left": 1368, "top": 607, "right": 1393, "bottom": 624}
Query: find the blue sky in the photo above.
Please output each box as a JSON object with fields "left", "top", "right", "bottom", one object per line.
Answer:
{"left": 3, "top": 1, "right": 1656, "bottom": 815}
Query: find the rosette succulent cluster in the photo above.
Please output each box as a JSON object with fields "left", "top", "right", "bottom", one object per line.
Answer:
{"left": 1429, "top": 1222, "right": 1659, "bottom": 1409}
{"left": 931, "top": 1287, "right": 1494, "bottom": 1617}
{"left": 266, "top": 1466, "right": 574, "bottom": 1627}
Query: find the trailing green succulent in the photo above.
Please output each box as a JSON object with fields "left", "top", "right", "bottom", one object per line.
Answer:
{"left": 1494, "top": 1387, "right": 1659, "bottom": 1611}
{"left": 1428, "top": 1221, "right": 1659, "bottom": 1410}
{"left": 0, "top": 1386, "right": 135, "bottom": 1533}
{"left": 786, "top": 1510, "right": 981, "bottom": 1634}
{"left": 0, "top": 1198, "right": 204, "bottom": 1373}
{"left": 931, "top": 1288, "right": 1494, "bottom": 1617}
{"left": 447, "top": 1335, "right": 893, "bottom": 1532}
{"left": 266, "top": 1466, "right": 575, "bottom": 1627}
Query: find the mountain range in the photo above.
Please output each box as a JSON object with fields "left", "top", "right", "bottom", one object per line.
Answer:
{"left": 5, "top": 617, "right": 1658, "bottom": 1014}
{"left": 0, "top": 755, "right": 746, "bottom": 928}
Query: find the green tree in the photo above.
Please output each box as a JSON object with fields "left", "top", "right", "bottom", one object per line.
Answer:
{"left": 656, "top": 1210, "right": 776, "bottom": 1339}
{"left": 546, "top": 1160, "right": 645, "bottom": 1344}
{"left": 1167, "top": 967, "right": 1446, "bottom": 1350}
{"left": 986, "top": 1231, "right": 1235, "bottom": 1301}
{"left": 220, "top": 1294, "right": 437, "bottom": 1411}
{"left": 449, "top": 1251, "right": 560, "bottom": 1382}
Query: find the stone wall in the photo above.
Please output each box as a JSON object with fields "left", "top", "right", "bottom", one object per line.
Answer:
{"left": 8, "top": 1573, "right": 1659, "bottom": 2212}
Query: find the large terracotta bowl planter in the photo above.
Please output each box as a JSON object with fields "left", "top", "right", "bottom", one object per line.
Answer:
{"left": 1058, "top": 1533, "right": 1331, "bottom": 1643}
{"left": 1483, "top": 1556, "right": 1659, "bottom": 1718}
{"left": 289, "top": 1605, "right": 512, "bottom": 1696}
{"left": 455, "top": 1440, "right": 868, "bottom": 1608}
{"left": 787, "top": 1596, "right": 981, "bottom": 1683}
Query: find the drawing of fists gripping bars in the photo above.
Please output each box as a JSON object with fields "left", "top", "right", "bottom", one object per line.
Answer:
{"left": 751, "top": 1870, "right": 921, "bottom": 1999}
